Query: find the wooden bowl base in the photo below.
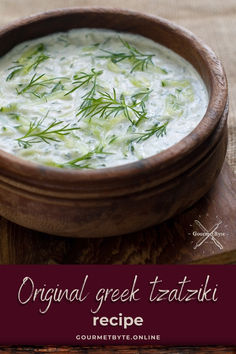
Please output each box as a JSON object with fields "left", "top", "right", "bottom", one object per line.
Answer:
{"left": 0, "top": 162, "right": 235, "bottom": 264}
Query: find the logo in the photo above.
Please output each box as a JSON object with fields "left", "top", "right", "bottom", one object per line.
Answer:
{"left": 188, "top": 215, "right": 227, "bottom": 250}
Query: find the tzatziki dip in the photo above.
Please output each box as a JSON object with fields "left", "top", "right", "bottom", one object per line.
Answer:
{"left": 0, "top": 29, "right": 208, "bottom": 169}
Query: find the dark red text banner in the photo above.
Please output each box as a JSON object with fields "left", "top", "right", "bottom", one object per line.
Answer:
{"left": 0, "top": 265, "right": 235, "bottom": 345}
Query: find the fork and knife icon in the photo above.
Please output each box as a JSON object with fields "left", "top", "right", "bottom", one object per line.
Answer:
{"left": 193, "top": 219, "right": 223, "bottom": 250}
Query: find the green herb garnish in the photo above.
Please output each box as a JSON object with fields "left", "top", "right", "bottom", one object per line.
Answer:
{"left": 6, "top": 43, "right": 49, "bottom": 81}
{"left": 16, "top": 73, "right": 68, "bottom": 97}
{"left": 131, "top": 88, "right": 152, "bottom": 103}
{"left": 98, "top": 38, "right": 154, "bottom": 73}
{"left": 108, "top": 134, "right": 118, "bottom": 144}
{"left": 61, "top": 146, "right": 112, "bottom": 169}
{"left": 6, "top": 65, "right": 24, "bottom": 81}
{"left": 131, "top": 88, "right": 152, "bottom": 118}
{"left": 131, "top": 121, "right": 169, "bottom": 143}
{"left": 64, "top": 68, "right": 103, "bottom": 96}
{"left": 17, "top": 114, "right": 80, "bottom": 148}
{"left": 77, "top": 88, "right": 147, "bottom": 125}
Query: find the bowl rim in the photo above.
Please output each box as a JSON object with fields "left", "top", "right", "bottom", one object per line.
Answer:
{"left": 0, "top": 7, "right": 228, "bottom": 185}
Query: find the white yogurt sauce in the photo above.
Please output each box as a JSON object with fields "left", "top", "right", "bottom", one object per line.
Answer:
{"left": 0, "top": 29, "right": 208, "bottom": 169}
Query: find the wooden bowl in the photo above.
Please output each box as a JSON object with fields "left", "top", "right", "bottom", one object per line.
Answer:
{"left": 0, "top": 8, "right": 228, "bottom": 237}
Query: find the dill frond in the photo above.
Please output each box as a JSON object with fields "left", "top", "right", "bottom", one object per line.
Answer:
{"left": 17, "top": 113, "right": 80, "bottom": 148}
{"left": 98, "top": 38, "right": 154, "bottom": 73}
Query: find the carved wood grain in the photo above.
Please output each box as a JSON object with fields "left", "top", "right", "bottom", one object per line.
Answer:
{"left": 0, "top": 162, "right": 235, "bottom": 265}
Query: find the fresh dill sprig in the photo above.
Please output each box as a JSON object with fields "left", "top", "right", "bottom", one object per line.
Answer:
{"left": 16, "top": 73, "right": 45, "bottom": 95}
{"left": 131, "top": 88, "right": 152, "bottom": 122}
{"left": 61, "top": 146, "right": 113, "bottom": 169}
{"left": 6, "top": 64, "right": 24, "bottom": 81}
{"left": 131, "top": 88, "right": 152, "bottom": 104}
{"left": 16, "top": 73, "right": 69, "bottom": 97}
{"left": 108, "top": 134, "right": 118, "bottom": 144}
{"left": 98, "top": 38, "right": 154, "bottom": 73}
{"left": 26, "top": 53, "right": 49, "bottom": 72}
{"left": 130, "top": 121, "right": 169, "bottom": 143}
{"left": 17, "top": 114, "right": 80, "bottom": 148}
{"left": 77, "top": 88, "right": 147, "bottom": 125}
{"left": 6, "top": 43, "right": 49, "bottom": 81}
{"left": 64, "top": 68, "right": 103, "bottom": 96}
